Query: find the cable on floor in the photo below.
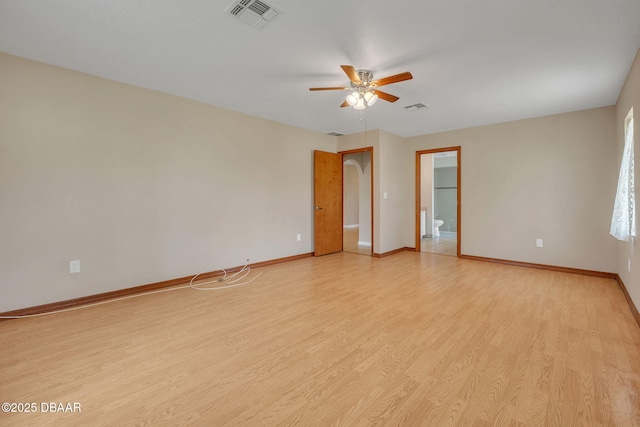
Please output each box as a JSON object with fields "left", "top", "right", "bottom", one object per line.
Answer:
{"left": 0, "top": 259, "right": 263, "bottom": 319}
{"left": 189, "top": 259, "right": 263, "bottom": 291}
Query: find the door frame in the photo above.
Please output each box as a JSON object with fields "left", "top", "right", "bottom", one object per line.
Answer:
{"left": 415, "top": 146, "right": 461, "bottom": 256}
{"left": 340, "top": 147, "right": 374, "bottom": 256}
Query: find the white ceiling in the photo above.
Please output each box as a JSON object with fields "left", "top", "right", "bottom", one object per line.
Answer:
{"left": 1, "top": 0, "right": 639, "bottom": 137}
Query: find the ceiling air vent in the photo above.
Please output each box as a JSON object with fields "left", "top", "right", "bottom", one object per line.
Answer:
{"left": 327, "top": 132, "right": 343, "bottom": 136}
{"left": 226, "top": 0, "right": 280, "bottom": 29}
{"left": 404, "top": 103, "right": 430, "bottom": 112}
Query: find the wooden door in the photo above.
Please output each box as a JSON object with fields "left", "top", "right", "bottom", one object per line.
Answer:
{"left": 314, "top": 150, "right": 343, "bottom": 256}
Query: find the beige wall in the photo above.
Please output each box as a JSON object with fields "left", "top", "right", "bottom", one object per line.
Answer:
{"left": 0, "top": 53, "right": 336, "bottom": 311}
{"left": 615, "top": 48, "right": 640, "bottom": 309}
{"left": 1, "top": 49, "right": 632, "bottom": 312}
{"left": 358, "top": 152, "right": 372, "bottom": 245}
{"left": 338, "top": 130, "right": 414, "bottom": 254}
{"left": 408, "top": 107, "right": 618, "bottom": 273}
{"left": 378, "top": 130, "right": 414, "bottom": 253}
{"left": 343, "top": 161, "right": 359, "bottom": 226}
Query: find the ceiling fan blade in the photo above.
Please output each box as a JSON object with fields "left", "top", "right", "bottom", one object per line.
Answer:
{"left": 340, "top": 100, "right": 349, "bottom": 108}
{"left": 340, "top": 65, "right": 361, "bottom": 84}
{"left": 372, "top": 72, "right": 413, "bottom": 87}
{"left": 373, "top": 90, "right": 399, "bottom": 103}
{"left": 309, "top": 87, "right": 348, "bottom": 91}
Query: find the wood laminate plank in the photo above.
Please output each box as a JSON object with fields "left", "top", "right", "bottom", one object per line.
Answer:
{"left": 1, "top": 252, "right": 639, "bottom": 426}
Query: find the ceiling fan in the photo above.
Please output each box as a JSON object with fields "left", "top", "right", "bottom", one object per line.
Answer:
{"left": 309, "top": 65, "right": 413, "bottom": 109}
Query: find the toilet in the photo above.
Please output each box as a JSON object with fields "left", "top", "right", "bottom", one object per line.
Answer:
{"left": 433, "top": 219, "right": 444, "bottom": 237}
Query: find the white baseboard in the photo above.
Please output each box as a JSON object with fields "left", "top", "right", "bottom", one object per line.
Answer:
{"left": 358, "top": 241, "right": 372, "bottom": 246}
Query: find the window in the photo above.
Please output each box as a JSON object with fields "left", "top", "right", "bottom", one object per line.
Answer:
{"left": 610, "top": 108, "right": 635, "bottom": 241}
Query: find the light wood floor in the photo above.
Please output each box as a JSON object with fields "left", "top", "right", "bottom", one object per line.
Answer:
{"left": 2, "top": 252, "right": 639, "bottom": 426}
{"left": 343, "top": 226, "right": 372, "bottom": 255}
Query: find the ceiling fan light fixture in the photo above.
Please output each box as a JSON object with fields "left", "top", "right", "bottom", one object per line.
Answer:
{"left": 354, "top": 97, "right": 366, "bottom": 110}
{"left": 364, "top": 91, "right": 378, "bottom": 106}
{"left": 346, "top": 92, "right": 359, "bottom": 106}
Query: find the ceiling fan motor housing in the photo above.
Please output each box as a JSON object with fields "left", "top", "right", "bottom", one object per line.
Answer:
{"left": 357, "top": 70, "right": 373, "bottom": 85}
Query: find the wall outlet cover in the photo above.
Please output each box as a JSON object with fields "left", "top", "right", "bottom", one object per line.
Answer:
{"left": 70, "top": 260, "right": 81, "bottom": 274}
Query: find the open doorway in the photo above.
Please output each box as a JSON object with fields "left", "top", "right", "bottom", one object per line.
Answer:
{"left": 415, "top": 147, "right": 461, "bottom": 256}
{"left": 342, "top": 149, "right": 373, "bottom": 255}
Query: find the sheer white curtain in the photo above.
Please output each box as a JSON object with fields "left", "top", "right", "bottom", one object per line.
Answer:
{"left": 610, "top": 113, "right": 635, "bottom": 241}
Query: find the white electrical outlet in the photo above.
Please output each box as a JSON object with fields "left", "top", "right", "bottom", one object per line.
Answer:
{"left": 296, "top": 233, "right": 301, "bottom": 242}
{"left": 70, "top": 260, "right": 81, "bottom": 274}
{"left": 536, "top": 239, "right": 543, "bottom": 248}
{"left": 383, "top": 192, "right": 388, "bottom": 199}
